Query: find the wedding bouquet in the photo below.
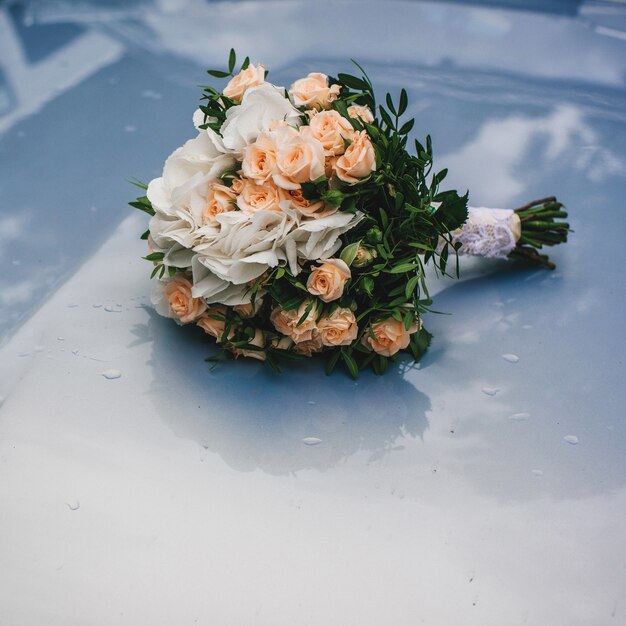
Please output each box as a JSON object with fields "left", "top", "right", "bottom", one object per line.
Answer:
{"left": 131, "top": 51, "right": 568, "bottom": 376}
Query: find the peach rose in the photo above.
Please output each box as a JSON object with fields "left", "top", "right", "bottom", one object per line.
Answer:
{"left": 270, "top": 300, "right": 318, "bottom": 343}
{"left": 324, "top": 155, "right": 337, "bottom": 179}
{"left": 236, "top": 179, "right": 284, "bottom": 213}
{"left": 273, "top": 127, "right": 325, "bottom": 190}
{"left": 203, "top": 182, "right": 237, "bottom": 224}
{"left": 289, "top": 72, "right": 340, "bottom": 110}
{"left": 230, "top": 177, "right": 245, "bottom": 194}
{"left": 293, "top": 331, "right": 324, "bottom": 356}
{"left": 230, "top": 328, "right": 266, "bottom": 362}
{"left": 317, "top": 307, "right": 358, "bottom": 347}
{"left": 306, "top": 258, "right": 351, "bottom": 303}
{"left": 285, "top": 188, "right": 330, "bottom": 218}
{"left": 301, "top": 110, "right": 354, "bottom": 156}
{"left": 223, "top": 63, "right": 265, "bottom": 103}
{"left": 270, "top": 335, "right": 294, "bottom": 351}
{"left": 163, "top": 275, "right": 206, "bottom": 323}
{"left": 233, "top": 296, "right": 263, "bottom": 319}
{"left": 361, "top": 317, "right": 419, "bottom": 357}
{"left": 197, "top": 305, "right": 228, "bottom": 339}
{"left": 333, "top": 130, "right": 377, "bottom": 184}
{"left": 347, "top": 104, "right": 374, "bottom": 124}
{"left": 241, "top": 133, "right": 276, "bottom": 183}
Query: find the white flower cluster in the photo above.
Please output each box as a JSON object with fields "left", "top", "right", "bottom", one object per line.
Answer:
{"left": 147, "top": 80, "right": 364, "bottom": 307}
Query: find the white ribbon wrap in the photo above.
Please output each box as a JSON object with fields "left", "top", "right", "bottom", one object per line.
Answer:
{"left": 449, "top": 207, "right": 521, "bottom": 259}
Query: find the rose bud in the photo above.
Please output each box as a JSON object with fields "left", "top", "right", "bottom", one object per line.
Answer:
{"left": 366, "top": 227, "right": 383, "bottom": 244}
{"left": 352, "top": 244, "right": 378, "bottom": 268}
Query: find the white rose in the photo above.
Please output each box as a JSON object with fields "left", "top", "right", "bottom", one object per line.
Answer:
{"left": 146, "top": 132, "right": 236, "bottom": 252}
{"left": 160, "top": 132, "right": 235, "bottom": 194}
{"left": 147, "top": 171, "right": 214, "bottom": 251}
{"left": 193, "top": 207, "right": 363, "bottom": 289}
{"left": 220, "top": 83, "right": 302, "bottom": 156}
{"left": 194, "top": 210, "right": 293, "bottom": 285}
{"left": 191, "top": 255, "right": 253, "bottom": 305}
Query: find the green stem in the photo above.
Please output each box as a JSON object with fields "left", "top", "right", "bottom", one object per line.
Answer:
{"left": 512, "top": 197, "right": 570, "bottom": 269}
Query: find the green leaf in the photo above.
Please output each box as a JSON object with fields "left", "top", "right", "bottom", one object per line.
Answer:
{"left": 340, "top": 241, "right": 361, "bottom": 266}
{"left": 405, "top": 275, "right": 419, "bottom": 299}
{"left": 143, "top": 252, "right": 164, "bottom": 262}
{"left": 228, "top": 48, "right": 236, "bottom": 74}
{"left": 140, "top": 229, "right": 149, "bottom": 240}
{"left": 127, "top": 178, "right": 148, "bottom": 190}
{"left": 410, "top": 327, "right": 433, "bottom": 362}
{"left": 434, "top": 190, "right": 469, "bottom": 232}
{"left": 129, "top": 197, "right": 155, "bottom": 216}
{"left": 296, "top": 301, "right": 314, "bottom": 327}
{"left": 389, "top": 262, "right": 417, "bottom": 274}
{"left": 433, "top": 168, "right": 448, "bottom": 185}
{"left": 378, "top": 106, "right": 394, "bottom": 129}
{"left": 439, "top": 243, "right": 449, "bottom": 273}
{"left": 325, "top": 350, "right": 341, "bottom": 376}
{"left": 342, "top": 351, "right": 359, "bottom": 380}
{"left": 207, "top": 69, "right": 231, "bottom": 78}
{"left": 398, "top": 88, "right": 408, "bottom": 116}
{"left": 403, "top": 310, "right": 414, "bottom": 331}
{"left": 398, "top": 118, "right": 414, "bottom": 135}
{"left": 241, "top": 56, "right": 250, "bottom": 71}
{"left": 337, "top": 73, "right": 369, "bottom": 91}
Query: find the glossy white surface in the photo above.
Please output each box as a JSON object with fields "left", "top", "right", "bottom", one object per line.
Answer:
{"left": 1, "top": 1, "right": 625, "bottom": 624}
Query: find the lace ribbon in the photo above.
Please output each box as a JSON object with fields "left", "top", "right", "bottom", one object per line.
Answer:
{"left": 449, "top": 207, "right": 521, "bottom": 259}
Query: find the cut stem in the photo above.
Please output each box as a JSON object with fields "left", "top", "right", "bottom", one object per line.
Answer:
{"left": 513, "top": 197, "right": 569, "bottom": 269}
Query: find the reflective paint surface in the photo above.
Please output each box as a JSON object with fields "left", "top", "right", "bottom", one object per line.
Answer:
{"left": 0, "top": 1, "right": 625, "bottom": 624}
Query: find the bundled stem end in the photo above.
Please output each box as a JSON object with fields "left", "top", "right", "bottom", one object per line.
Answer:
{"left": 511, "top": 197, "right": 569, "bottom": 270}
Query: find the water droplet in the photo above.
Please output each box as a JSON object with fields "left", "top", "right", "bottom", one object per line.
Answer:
{"left": 508, "top": 412, "right": 530, "bottom": 421}
{"left": 71, "top": 349, "right": 79, "bottom": 356}
{"left": 564, "top": 435, "right": 579, "bottom": 445}
{"left": 502, "top": 353, "right": 519, "bottom": 363}
{"left": 102, "top": 369, "right": 121, "bottom": 380}
{"left": 124, "top": 125, "right": 136, "bottom": 133}
{"left": 482, "top": 387, "right": 500, "bottom": 396}
{"left": 104, "top": 305, "right": 122, "bottom": 313}
{"left": 34, "top": 345, "right": 45, "bottom": 353}
{"left": 522, "top": 324, "right": 533, "bottom": 330}
{"left": 531, "top": 469, "right": 543, "bottom": 476}
{"left": 57, "top": 336, "right": 64, "bottom": 341}
{"left": 66, "top": 500, "right": 80, "bottom": 511}
{"left": 92, "top": 303, "right": 102, "bottom": 308}
{"left": 307, "top": 400, "right": 316, "bottom": 405}
{"left": 301, "top": 437, "right": 322, "bottom": 446}
{"left": 67, "top": 303, "right": 79, "bottom": 309}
